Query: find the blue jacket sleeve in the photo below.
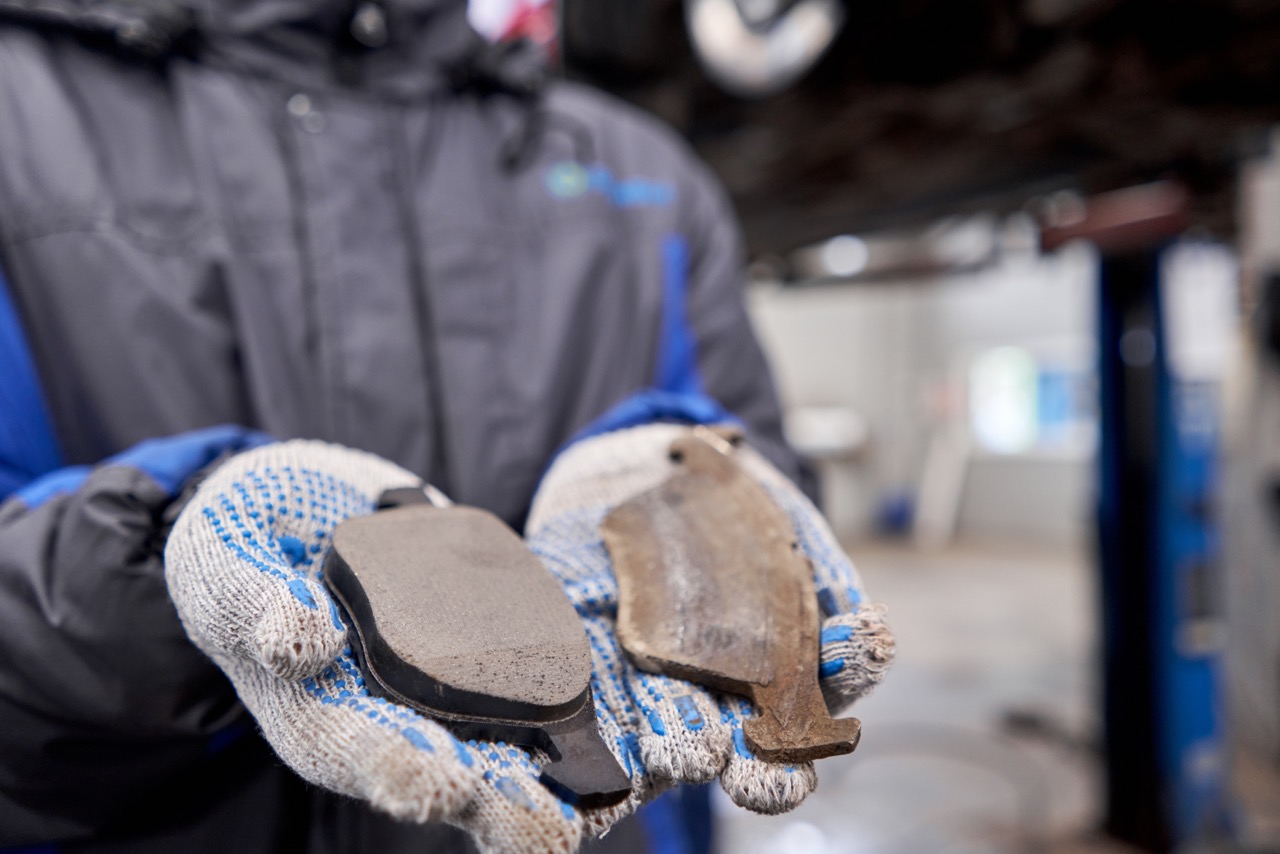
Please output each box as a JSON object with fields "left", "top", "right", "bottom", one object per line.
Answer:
{"left": 583, "top": 152, "right": 818, "bottom": 503}
{"left": 0, "top": 262, "right": 63, "bottom": 500}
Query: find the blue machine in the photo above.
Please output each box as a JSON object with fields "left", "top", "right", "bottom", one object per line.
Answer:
{"left": 1095, "top": 242, "right": 1230, "bottom": 851}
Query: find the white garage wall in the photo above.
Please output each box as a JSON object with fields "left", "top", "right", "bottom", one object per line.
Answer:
{"left": 746, "top": 240, "right": 1097, "bottom": 545}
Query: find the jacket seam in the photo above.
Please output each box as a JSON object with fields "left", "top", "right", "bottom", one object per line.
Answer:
{"left": 1, "top": 216, "right": 217, "bottom": 257}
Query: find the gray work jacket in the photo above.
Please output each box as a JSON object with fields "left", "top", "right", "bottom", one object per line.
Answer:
{"left": 0, "top": 0, "right": 799, "bottom": 849}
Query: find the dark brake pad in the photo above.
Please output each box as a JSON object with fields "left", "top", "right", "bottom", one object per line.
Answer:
{"left": 322, "top": 503, "right": 631, "bottom": 808}
{"left": 601, "top": 431, "right": 861, "bottom": 763}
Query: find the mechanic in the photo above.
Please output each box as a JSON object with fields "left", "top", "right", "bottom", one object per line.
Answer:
{"left": 0, "top": 1, "right": 890, "bottom": 851}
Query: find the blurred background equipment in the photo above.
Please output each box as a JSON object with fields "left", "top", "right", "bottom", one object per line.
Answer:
{"left": 1042, "top": 185, "right": 1236, "bottom": 852}
{"left": 562, "top": 0, "right": 1280, "bottom": 252}
{"left": 682, "top": 0, "right": 844, "bottom": 98}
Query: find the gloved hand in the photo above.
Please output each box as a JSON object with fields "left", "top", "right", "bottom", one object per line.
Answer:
{"left": 164, "top": 431, "right": 893, "bottom": 852}
{"left": 522, "top": 423, "right": 895, "bottom": 835}
{"left": 164, "top": 440, "right": 592, "bottom": 853}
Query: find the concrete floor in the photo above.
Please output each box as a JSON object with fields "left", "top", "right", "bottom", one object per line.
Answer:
{"left": 715, "top": 538, "right": 1134, "bottom": 854}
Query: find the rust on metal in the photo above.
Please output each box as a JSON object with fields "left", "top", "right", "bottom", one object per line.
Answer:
{"left": 602, "top": 431, "right": 861, "bottom": 763}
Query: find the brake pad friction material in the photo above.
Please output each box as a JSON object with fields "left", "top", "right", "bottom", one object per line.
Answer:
{"left": 602, "top": 433, "right": 861, "bottom": 764}
{"left": 323, "top": 504, "right": 630, "bottom": 807}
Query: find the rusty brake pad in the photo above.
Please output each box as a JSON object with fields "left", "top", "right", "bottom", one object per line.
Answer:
{"left": 322, "top": 494, "right": 630, "bottom": 808}
{"left": 601, "top": 429, "right": 861, "bottom": 764}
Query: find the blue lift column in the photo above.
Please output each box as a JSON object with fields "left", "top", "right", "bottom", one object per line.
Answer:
{"left": 1042, "top": 183, "right": 1228, "bottom": 852}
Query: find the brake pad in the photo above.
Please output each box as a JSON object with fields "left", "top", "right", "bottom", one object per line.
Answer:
{"left": 602, "top": 430, "right": 861, "bottom": 763}
{"left": 323, "top": 497, "right": 630, "bottom": 808}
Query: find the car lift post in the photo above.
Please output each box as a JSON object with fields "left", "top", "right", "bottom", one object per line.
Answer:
{"left": 1042, "top": 183, "right": 1228, "bottom": 852}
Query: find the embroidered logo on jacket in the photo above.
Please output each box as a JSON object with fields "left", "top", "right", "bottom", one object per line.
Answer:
{"left": 544, "top": 162, "right": 675, "bottom": 208}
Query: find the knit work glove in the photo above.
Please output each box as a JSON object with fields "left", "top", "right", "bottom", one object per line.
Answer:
{"left": 523, "top": 423, "right": 895, "bottom": 838}
{"left": 164, "top": 432, "right": 893, "bottom": 851}
{"left": 164, "top": 441, "right": 595, "bottom": 853}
